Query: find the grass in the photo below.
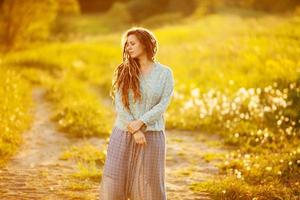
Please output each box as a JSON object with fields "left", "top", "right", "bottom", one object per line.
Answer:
{"left": 0, "top": 7, "right": 299, "bottom": 198}
{"left": 0, "top": 66, "right": 33, "bottom": 165}
{"left": 58, "top": 142, "right": 106, "bottom": 199}
{"left": 46, "top": 76, "right": 114, "bottom": 137}
{"left": 60, "top": 142, "right": 106, "bottom": 164}
{"left": 190, "top": 176, "right": 298, "bottom": 200}
{"left": 60, "top": 142, "right": 106, "bottom": 181}
{"left": 202, "top": 152, "right": 227, "bottom": 163}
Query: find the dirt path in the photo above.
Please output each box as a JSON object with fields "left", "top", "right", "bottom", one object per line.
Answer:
{"left": 0, "top": 87, "right": 228, "bottom": 200}
{"left": 166, "top": 130, "right": 227, "bottom": 200}
{"left": 0, "top": 88, "right": 105, "bottom": 200}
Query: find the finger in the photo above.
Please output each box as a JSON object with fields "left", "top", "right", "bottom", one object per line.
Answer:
{"left": 138, "top": 139, "right": 144, "bottom": 144}
{"left": 138, "top": 138, "right": 145, "bottom": 145}
{"left": 135, "top": 137, "right": 141, "bottom": 144}
{"left": 135, "top": 137, "right": 141, "bottom": 143}
{"left": 138, "top": 138, "right": 143, "bottom": 144}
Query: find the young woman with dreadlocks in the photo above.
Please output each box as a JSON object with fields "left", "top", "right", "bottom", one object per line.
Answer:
{"left": 99, "top": 27, "right": 174, "bottom": 200}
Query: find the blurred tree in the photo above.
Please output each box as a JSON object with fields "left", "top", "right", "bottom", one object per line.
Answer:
{"left": 56, "top": 0, "right": 80, "bottom": 15}
{"left": 218, "top": 0, "right": 300, "bottom": 12}
{"left": 105, "top": 2, "right": 133, "bottom": 24}
{"left": 77, "top": 0, "right": 116, "bottom": 13}
{"left": 0, "top": 0, "right": 58, "bottom": 51}
{"left": 252, "top": 0, "right": 299, "bottom": 12}
{"left": 127, "top": 0, "right": 169, "bottom": 21}
{"left": 126, "top": 0, "right": 198, "bottom": 22}
{"left": 167, "top": 0, "right": 197, "bottom": 16}
{"left": 50, "top": 0, "right": 81, "bottom": 39}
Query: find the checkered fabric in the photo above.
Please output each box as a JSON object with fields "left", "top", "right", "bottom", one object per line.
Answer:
{"left": 99, "top": 126, "right": 167, "bottom": 200}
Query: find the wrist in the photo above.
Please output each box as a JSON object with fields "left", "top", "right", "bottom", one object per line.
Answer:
{"left": 132, "top": 129, "right": 139, "bottom": 135}
{"left": 138, "top": 119, "right": 145, "bottom": 126}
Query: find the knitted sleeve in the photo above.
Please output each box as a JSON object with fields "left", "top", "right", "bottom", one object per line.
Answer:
{"left": 115, "top": 89, "right": 135, "bottom": 121}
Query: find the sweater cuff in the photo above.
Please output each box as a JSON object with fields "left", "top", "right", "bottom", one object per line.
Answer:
{"left": 138, "top": 117, "right": 148, "bottom": 129}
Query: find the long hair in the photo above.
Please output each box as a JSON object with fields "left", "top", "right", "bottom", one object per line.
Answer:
{"left": 110, "top": 27, "right": 158, "bottom": 112}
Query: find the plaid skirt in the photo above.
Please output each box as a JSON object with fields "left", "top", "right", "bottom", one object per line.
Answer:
{"left": 99, "top": 126, "right": 167, "bottom": 200}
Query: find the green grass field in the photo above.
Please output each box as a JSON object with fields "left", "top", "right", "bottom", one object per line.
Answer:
{"left": 1, "top": 8, "right": 299, "bottom": 199}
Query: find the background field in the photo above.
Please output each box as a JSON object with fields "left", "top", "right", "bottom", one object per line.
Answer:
{"left": 0, "top": 0, "right": 299, "bottom": 199}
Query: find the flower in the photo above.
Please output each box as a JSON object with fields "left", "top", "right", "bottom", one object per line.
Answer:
{"left": 191, "top": 88, "right": 200, "bottom": 98}
{"left": 265, "top": 166, "right": 272, "bottom": 171}
{"left": 277, "top": 171, "right": 282, "bottom": 175}
{"left": 236, "top": 172, "right": 242, "bottom": 179}
{"left": 183, "top": 100, "right": 194, "bottom": 110}
{"left": 277, "top": 120, "right": 282, "bottom": 126}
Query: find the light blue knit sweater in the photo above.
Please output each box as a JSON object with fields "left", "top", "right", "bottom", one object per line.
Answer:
{"left": 113, "top": 61, "right": 174, "bottom": 132}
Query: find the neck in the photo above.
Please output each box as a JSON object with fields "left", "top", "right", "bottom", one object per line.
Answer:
{"left": 138, "top": 55, "right": 154, "bottom": 70}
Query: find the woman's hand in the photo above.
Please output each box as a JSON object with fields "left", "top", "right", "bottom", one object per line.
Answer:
{"left": 127, "top": 120, "right": 145, "bottom": 134}
{"left": 133, "top": 130, "right": 147, "bottom": 145}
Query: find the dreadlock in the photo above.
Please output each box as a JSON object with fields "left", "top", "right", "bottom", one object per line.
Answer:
{"left": 110, "top": 27, "right": 158, "bottom": 112}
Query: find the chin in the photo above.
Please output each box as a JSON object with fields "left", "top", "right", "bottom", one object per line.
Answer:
{"left": 135, "top": 55, "right": 143, "bottom": 59}
{"left": 131, "top": 52, "right": 142, "bottom": 59}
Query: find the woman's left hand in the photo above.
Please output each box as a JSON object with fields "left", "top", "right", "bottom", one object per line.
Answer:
{"left": 133, "top": 130, "right": 147, "bottom": 145}
{"left": 127, "top": 120, "right": 145, "bottom": 134}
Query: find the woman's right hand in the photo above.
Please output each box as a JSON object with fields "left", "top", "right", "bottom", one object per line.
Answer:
{"left": 133, "top": 130, "right": 147, "bottom": 145}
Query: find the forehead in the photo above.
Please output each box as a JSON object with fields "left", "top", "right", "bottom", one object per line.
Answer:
{"left": 126, "top": 34, "right": 139, "bottom": 43}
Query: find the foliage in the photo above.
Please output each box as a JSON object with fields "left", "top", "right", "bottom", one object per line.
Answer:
{"left": 77, "top": 0, "right": 115, "bottom": 13}
{"left": 0, "top": 0, "right": 58, "bottom": 51}
{"left": 46, "top": 76, "right": 114, "bottom": 137}
{"left": 56, "top": 0, "right": 80, "bottom": 15}
{"left": 60, "top": 142, "right": 107, "bottom": 181}
{"left": 0, "top": 8, "right": 299, "bottom": 197}
{"left": 190, "top": 176, "right": 298, "bottom": 200}
{"left": 0, "top": 67, "right": 33, "bottom": 165}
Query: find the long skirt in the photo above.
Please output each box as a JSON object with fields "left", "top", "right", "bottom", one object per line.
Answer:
{"left": 99, "top": 126, "right": 167, "bottom": 200}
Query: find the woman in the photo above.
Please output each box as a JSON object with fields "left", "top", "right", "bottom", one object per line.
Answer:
{"left": 99, "top": 27, "right": 174, "bottom": 200}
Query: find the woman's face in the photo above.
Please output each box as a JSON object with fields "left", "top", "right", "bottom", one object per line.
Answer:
{"left": 126, "top": 34, "right": 145, "bottom": 59}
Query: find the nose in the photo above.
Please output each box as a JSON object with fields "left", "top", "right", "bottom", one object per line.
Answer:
{"left": 127, "top": 46, "right": 132, "bottom": 51}
{"left": 127, "top": 48, "right": 133, "bottom": 55}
